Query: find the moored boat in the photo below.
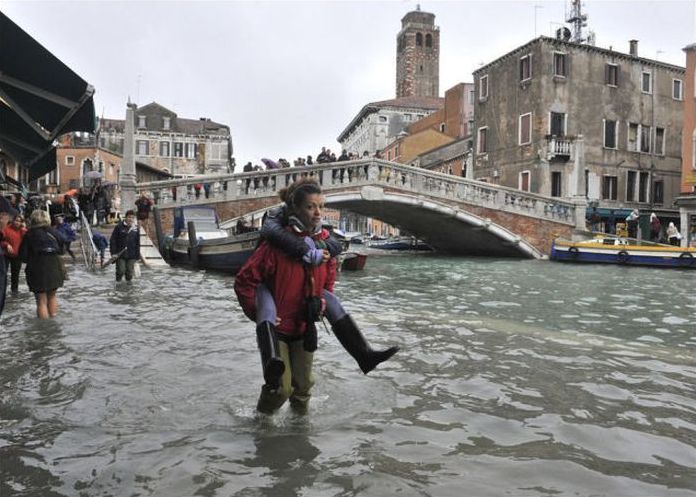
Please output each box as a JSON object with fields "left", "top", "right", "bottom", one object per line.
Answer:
{"left": 164, "top": 206, "right": 259, "bottom": 273}
{"left": 551, "top": 236, "right": 696, "bottom": 268}
{"left": 341, "top": 252, "right": 367, "bottom": 271}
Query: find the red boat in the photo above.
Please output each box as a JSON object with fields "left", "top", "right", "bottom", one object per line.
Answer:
{"left": 341, "top": 252, "right": 367, "bottom": 271}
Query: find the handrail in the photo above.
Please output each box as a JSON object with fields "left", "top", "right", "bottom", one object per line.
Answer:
{"left": 78, "top": 211, "right": 98, "bottom": 272}
{"left": 135, "top": 159, "right": 579, "bottom": 226}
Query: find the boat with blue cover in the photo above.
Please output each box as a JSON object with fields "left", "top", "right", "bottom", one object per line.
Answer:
{"left": 551, "top": 236, "right": 696, "bottom": 268}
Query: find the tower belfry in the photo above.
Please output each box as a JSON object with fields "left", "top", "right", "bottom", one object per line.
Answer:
{"left": 395, "top": 8, "right": 440, "bottom": 98}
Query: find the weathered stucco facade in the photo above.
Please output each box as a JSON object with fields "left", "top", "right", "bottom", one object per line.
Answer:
{"left": 100, "top": 102, "right": 233, "bottom": 177}
{"left": 473, "top": 36, "right": 685, "bottom": 213}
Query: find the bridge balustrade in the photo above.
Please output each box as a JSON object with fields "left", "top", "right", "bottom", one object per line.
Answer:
{"left": 136, "top": 159, "right": 577, "bottom": 226}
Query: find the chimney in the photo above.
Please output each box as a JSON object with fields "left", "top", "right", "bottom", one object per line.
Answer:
{"left": 629, "top": 39, "right": 638, "bottom": 56}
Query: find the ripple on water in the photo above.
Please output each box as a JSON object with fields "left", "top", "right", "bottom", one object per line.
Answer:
{"left": 1, "top": 255, "right": 695, "bottom": 496}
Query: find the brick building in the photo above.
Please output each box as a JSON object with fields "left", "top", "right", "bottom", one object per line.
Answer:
{"left": 472, "top": 36, "right": 685, "bottom": 216}
{"left": 408, "top": 83, "right": 475, "bottom": 139}
{"left": 99, "top": 102, "right": 233, "bottom": 177}
{"left": 396, "top": 7, "right": 439, "bottom": 98}
{"left": 676, "top": 43, "right": 696, "bottom": 246}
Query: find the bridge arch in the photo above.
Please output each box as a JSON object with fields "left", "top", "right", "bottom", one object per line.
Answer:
{"left": 135, "top": 158, "right": 584, "bottom": 257}
{"left": 325, "top": 188, "right": 543, "bottom": 258}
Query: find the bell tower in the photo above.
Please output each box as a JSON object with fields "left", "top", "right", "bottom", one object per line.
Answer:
{"left": 395, "top": 6, "right": 440, "bottom": 98}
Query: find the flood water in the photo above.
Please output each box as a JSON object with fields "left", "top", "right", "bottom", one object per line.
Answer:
{"left": 1, "top": 252, "right": 695, "bottom": 497}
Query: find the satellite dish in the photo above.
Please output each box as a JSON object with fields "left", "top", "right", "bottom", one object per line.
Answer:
{"left": 562, "top": 27, "right": 571, "bottom": 41}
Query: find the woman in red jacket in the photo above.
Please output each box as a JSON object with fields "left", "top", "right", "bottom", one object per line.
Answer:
{"left": 235, "top": 179, "right": 337, "bottom": 414}
{"left": 1, "top": 214, "right": 27, "bottom": 293}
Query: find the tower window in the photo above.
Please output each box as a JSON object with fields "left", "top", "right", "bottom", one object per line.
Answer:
{"left": 425, "top": 34, "right": 432, "bottom": 48}
{"left": 416, "top": 33, "right": 423, "bottom": 46}
{"left": 420, "top": 65, "right": 423, "bottom": 73}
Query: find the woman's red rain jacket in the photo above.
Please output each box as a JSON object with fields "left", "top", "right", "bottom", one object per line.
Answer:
{"left": 1, "top": 224, "right": 27, "bottom": 259}
{"left": 234, "top": 228, "right": 337, "bottom": 337}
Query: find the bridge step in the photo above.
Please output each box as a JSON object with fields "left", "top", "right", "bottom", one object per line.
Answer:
{"left": 139, "top": 228, "right": 169, "bottom": 268}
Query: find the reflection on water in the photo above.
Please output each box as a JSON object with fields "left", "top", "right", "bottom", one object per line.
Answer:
{"left": 1, "top": 254, "right": 695, "bottom": 496}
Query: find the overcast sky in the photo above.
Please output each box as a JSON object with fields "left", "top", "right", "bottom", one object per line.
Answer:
{"left": 2, "top": 0, "right": 694, "bottom": 167}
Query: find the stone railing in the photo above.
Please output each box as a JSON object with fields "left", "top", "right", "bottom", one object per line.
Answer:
{"left": 136, "top": 159, "right": 580, "bottom": 227}
{"left": 547, "top": 137, "right": 573, "bottom": 160}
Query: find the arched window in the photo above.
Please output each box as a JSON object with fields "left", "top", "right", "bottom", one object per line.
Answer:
{"left": 425, "top": 34, "right": 432, "bottom": 48}
{"left": 416, "top": 33, "right": 423, "bottom": 46}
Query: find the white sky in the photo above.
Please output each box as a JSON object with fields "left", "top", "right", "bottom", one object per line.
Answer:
{"left": 2, "top": 0, "right": 694, "bottom": 168}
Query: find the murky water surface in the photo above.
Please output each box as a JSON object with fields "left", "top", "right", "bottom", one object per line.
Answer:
{"left": 1, "top": 252, "right": 695, "bottom": 496}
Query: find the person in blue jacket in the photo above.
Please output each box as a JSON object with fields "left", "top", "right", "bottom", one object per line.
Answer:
{"left": 54, "top": 215, "right": 77, "bottom": 259}
{"left": 109, "top": 210, "right": 140, "bottom": 282}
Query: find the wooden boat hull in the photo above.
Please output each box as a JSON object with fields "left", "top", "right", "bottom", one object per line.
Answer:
{"left": 551, "top": 239, "right": 696, "bottom": 268}
{"left": 168, "top": 232, "right": 259, "bottom": 273}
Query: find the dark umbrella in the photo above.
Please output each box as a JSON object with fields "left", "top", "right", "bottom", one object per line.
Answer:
{"left": 261, "top": 158, "right": 279, "bottom": 170}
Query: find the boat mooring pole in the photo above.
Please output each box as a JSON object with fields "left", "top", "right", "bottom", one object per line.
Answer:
{"left": 153, "top": 207, "right": 164, "bottom": 255}
{"left": 187, "top": 221, "right": 200, "bottom": 268}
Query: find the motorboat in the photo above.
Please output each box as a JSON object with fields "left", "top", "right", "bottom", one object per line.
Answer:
{"left": 551, "top": 236, "right": 696, "bottom": 268}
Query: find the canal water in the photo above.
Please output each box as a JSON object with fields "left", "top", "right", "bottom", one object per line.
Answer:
{"left": 1, "top": 252, "right": 695, "bottom": 497}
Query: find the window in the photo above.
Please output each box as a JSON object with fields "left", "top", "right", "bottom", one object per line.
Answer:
{"left": 519, "top": 171, "right": 531, "bottom": 192}
{"left": 550, "top": 112, "right": 566, "bottom": 136}
{"left": 551, "top": 171, "right": 562, "bottom": 197}
{"left": 416, "top": 33, "right": 423, "bottom": 46}
{"left": 641, "top": 71, "right": 652, "bottom": 94}
{"left": 208, "top": 142, "right": 226, "bottom": 161}
{"left": 628, "top": 123, "right": 639, "bottom": 151}
{"left": 626, "top": 171, "right": 636, "bottom": 202}
{"left": 477, "top": 127, "right": 488, "bottom": 154}
{"left": 185, "top": 143, "right": 197, "bottom": 159}
{"left": 602, "top": 175, "right": 618, "bottom": 200}
{"left": 159, "top": 141, "right": 170, "bottom": 157}
{"left": 479, "top": 75, "right": 489, "bottom": 99}
{"left": 640, "top": 125, "right": 651, "bottom": 153}
{"left": 519, "top": 54, "right": 532, "bottom": 81}
{"left": 137, "top": 115, "right": 146, "bottom": 128}
{"left": 673, "top": 79, "right": 683, "bottom": 100}
{"left": 65, "top": 155, "right": 75, "bottom": 166}
{"left": 439, "top": 123, "right": 446, "bottom": 133}
{"left": 519, "top": 113, "right": 532, "bottom": 145}
{"left": 163, "top": 116, "right": 171, "bottom": 130}
{"left": 468, "top": 90, "right": 475, "bottom": 104}
{"left": 136, "top": 139, "right": 148, "bottom": 155}
{"left": 425, "top": 34, "right": 432, "bottom": 48}
{"left": 379, "top": 115, "right": 388, "bottom": 123}
{"left": 655, "top": 127, "right": 665, "bottom": 155}
{"left": 404, "top": 113, "right": 412, "bottom": 121}
{"left": 603, "top": 119, "right": 618, "bottom": 149}
{"left": 653, "top": 180, "right": 664, "bottom": 205}
{"left": 639, "top": 171, "right": 649, "bottom": 203}
{"left": 174, "top": 142, "right": 184, "bottom": 157}
{"left": 605, "top": 64, "right": 618, "bottom": 86}
{"left": 553, "top": 52, "right": 567, "bottom": 77}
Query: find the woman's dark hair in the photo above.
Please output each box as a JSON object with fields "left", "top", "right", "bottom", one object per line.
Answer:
{"left": 279, "top": 178, "right": 322, "bottom": 213}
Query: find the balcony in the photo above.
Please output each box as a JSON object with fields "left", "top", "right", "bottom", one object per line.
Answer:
{"left": 546, "top": 136, "right": 573, "bottom": 161}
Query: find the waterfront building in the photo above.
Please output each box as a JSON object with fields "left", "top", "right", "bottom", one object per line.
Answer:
{"left": 472, "top": 37, "right": 685, "bottom": 216}
{"left": 99, "top": 102, "right": 233, "bottom": 177}
{"left": 675, "top": 43, "right": 696, "bottom": 246}
{"left": 337, "top": 96, "right": 443, "bottom": 157}
{"left": 56, "top": 133, "right": 171, "bottom": 192}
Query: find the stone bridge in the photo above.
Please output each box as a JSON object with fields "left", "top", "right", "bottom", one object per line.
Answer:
{"left": 136, "top": 159, "right": 587, "bottom": 258}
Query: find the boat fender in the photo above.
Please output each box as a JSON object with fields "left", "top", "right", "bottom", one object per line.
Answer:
{"left": 617, "top": 250, "right": 630, "bottom": 264}
{"left": 679, "top": 252, "right": 694, "bottom": 266}
{"left": 568, "top": 246, "right": 579, "bottom": 257}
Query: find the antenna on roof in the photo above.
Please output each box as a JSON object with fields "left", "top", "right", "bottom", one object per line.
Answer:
{"left": 566, "top": 0, "right": 589, "bottom": 44}
{"left": 416, "top": 3, "right": 421, "bottom": 11}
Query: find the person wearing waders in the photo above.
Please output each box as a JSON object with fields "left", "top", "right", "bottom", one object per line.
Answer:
{"left": 258, "top": 194, "right": 399, "bottom": 378}
{"left": 234, "top": 179, "right": 398, "bottom": 414}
